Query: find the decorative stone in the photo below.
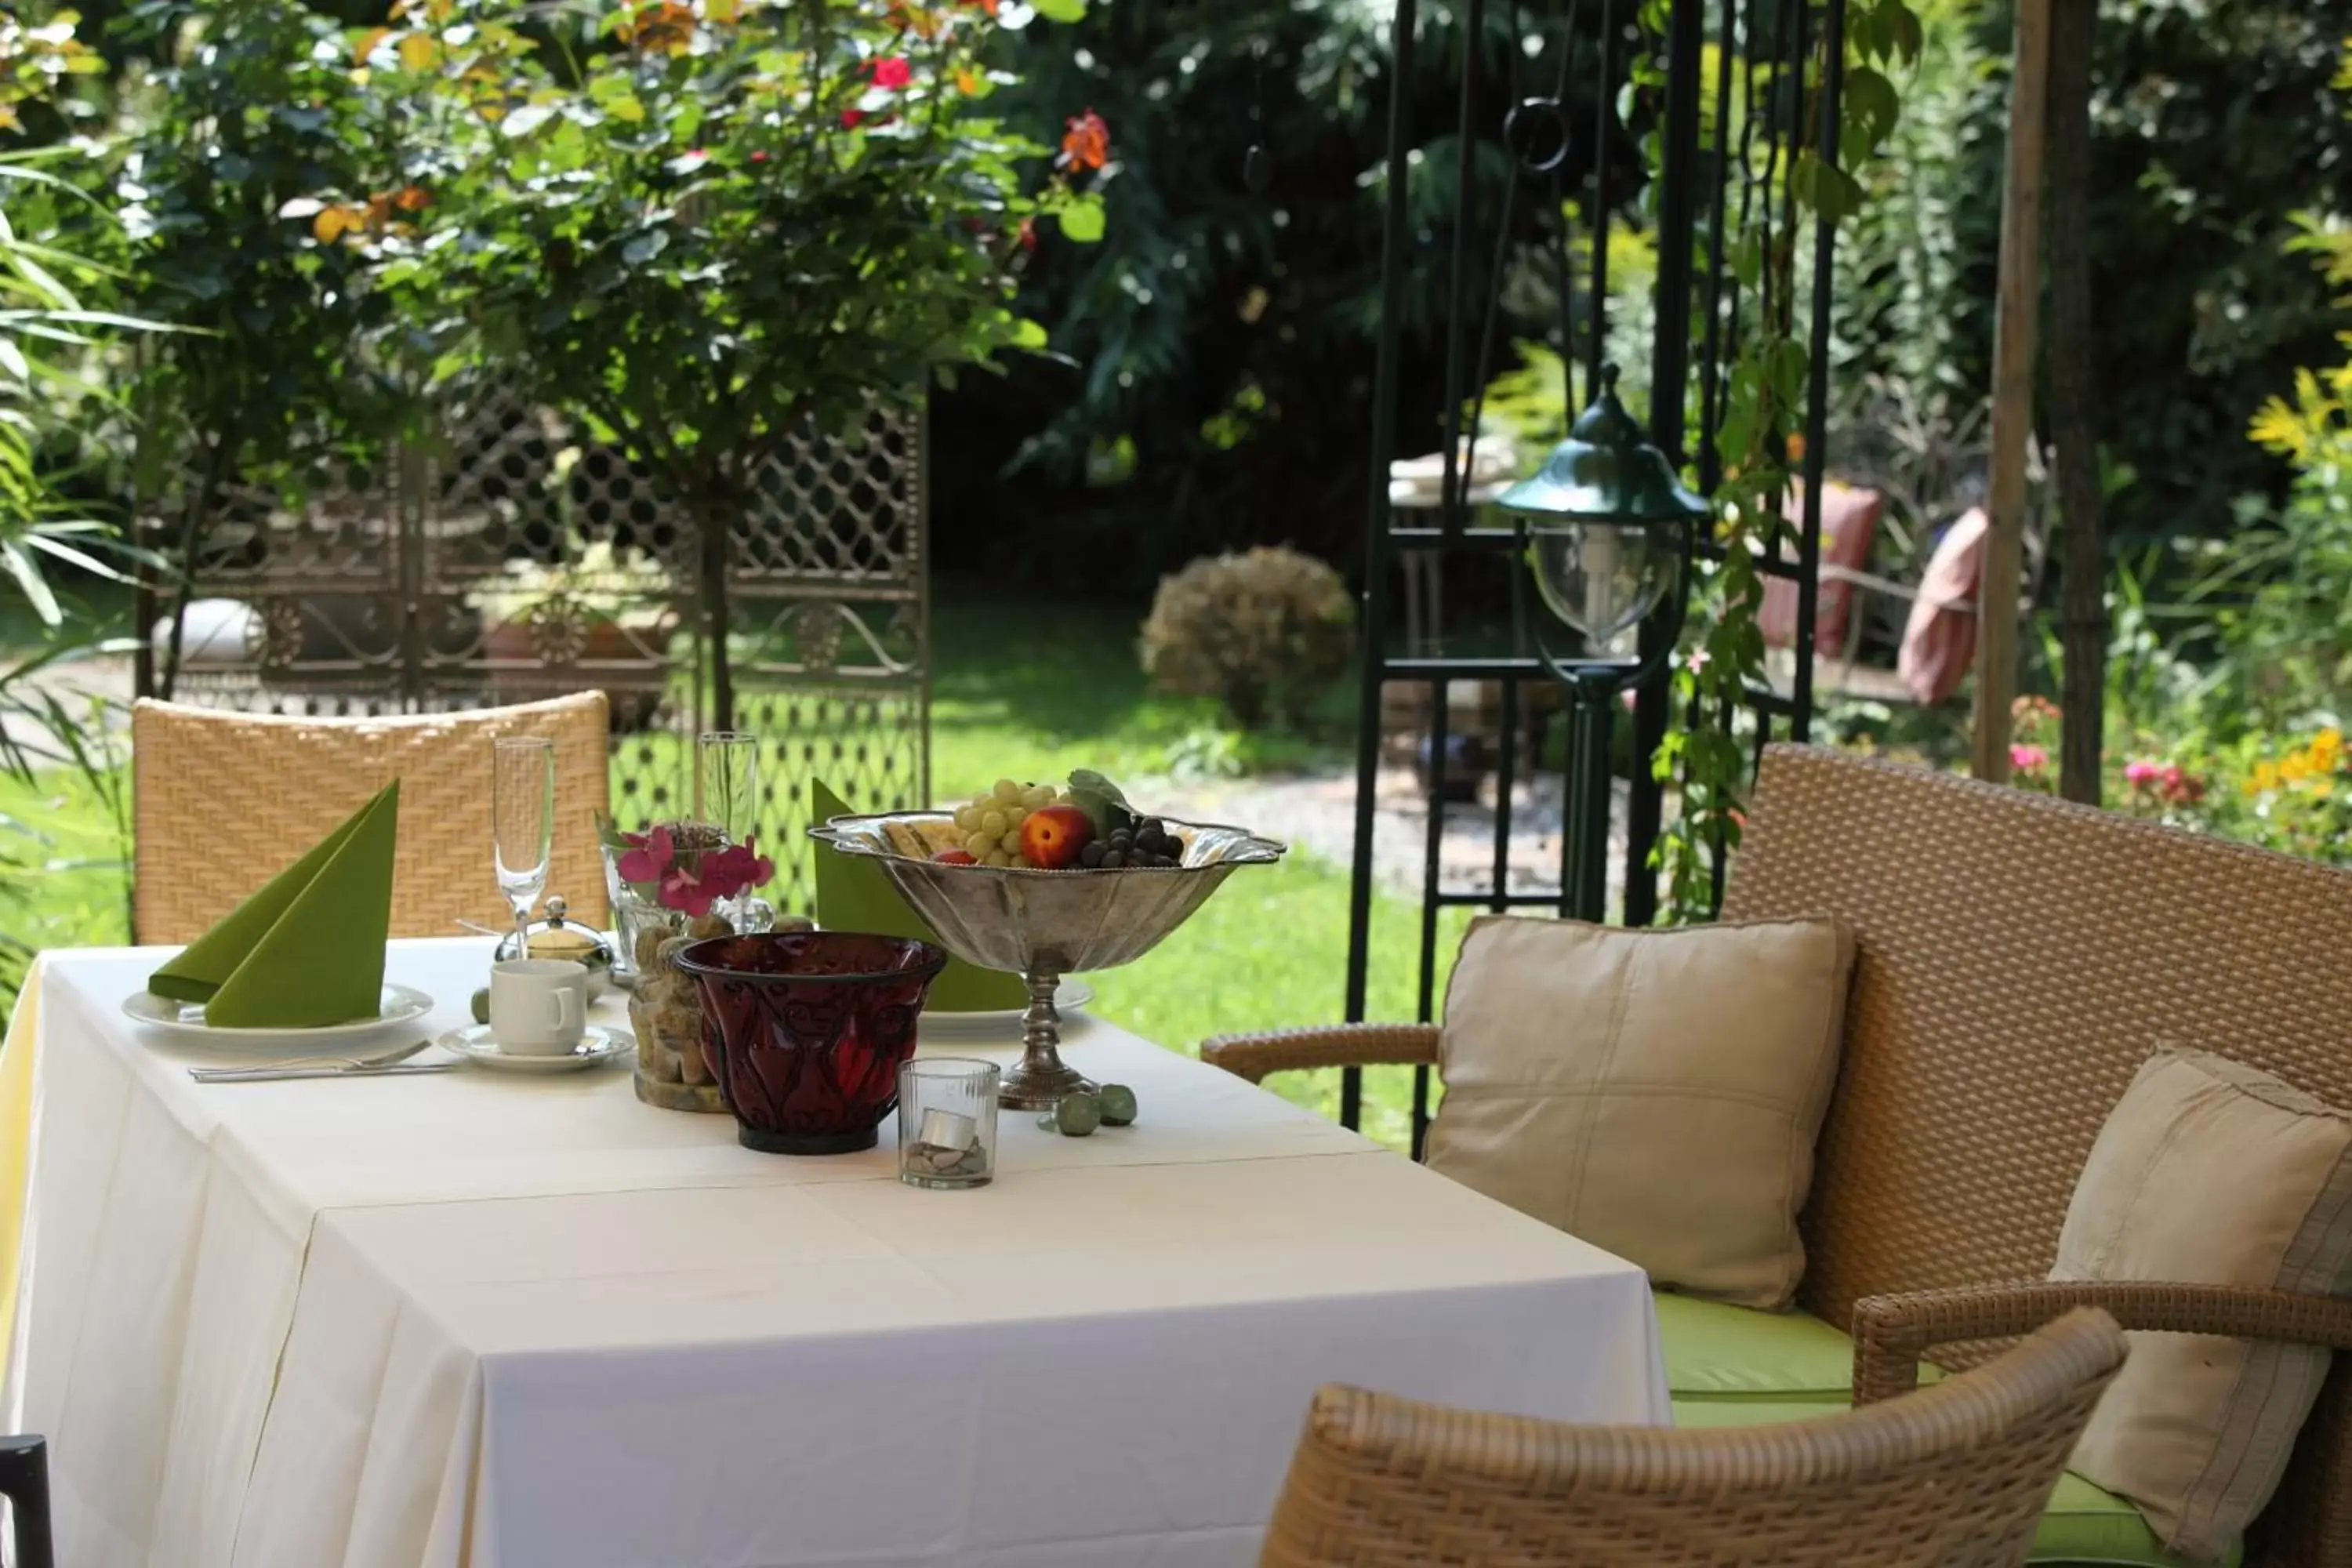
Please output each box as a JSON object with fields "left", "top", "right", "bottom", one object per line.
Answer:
{"left": 904, "top": 1136, "right": 990, "bottom": 1183}
{"left": 1097, "top": 1083, "right": 1138, "bottom": 1127}
{"left": 1054, "top": 1092, "right": 1102, "bottom": 1138}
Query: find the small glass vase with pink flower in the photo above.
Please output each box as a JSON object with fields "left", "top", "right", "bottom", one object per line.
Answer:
{"left": 598, "top": 732, "right": 809, "bottom": 1112}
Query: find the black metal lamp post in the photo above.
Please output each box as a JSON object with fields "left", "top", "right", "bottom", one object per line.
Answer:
{"left": 1500, "top": 362, "right": 1710, "bottom": 923}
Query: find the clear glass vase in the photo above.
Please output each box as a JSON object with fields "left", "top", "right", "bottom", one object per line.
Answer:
{"left": 605, "top": 852, "right": 688, "bottom": 980}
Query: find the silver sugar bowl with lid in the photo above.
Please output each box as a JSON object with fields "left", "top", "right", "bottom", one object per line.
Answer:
{"left": 493, "top": 895, "right": 617, "bottom": 1000}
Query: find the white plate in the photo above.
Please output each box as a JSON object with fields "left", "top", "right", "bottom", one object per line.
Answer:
{"left": 122, "top": 984, "right": 435, "bottom": 1056}
{"left": 920, "top": 980, "right": 1094, "bottom": 1036}
{"left": 438, "top": 1023, "right": 633, "bottom": 1074}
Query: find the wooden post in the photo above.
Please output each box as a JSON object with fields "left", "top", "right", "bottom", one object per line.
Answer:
{"left": 1972, "top": 0, "right": 2053, "bottom": 783}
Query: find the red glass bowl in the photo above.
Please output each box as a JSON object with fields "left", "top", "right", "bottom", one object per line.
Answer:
{"left": 673, "top": 932, "right": 947, "bottom": 1155}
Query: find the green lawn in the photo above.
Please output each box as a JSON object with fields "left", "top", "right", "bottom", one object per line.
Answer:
{"left": 0, "top": 590, "right": 1447, "bottom": 1145}
{"left": 931, "top": 594, "right": 1449, "bottom": 1149}
{"left": 0, "top": 763, "right": 134, "bottom": 987}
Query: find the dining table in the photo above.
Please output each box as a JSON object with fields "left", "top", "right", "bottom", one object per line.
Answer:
{"left": 0, "top": 938, "right": 1668, "bottom": 1568}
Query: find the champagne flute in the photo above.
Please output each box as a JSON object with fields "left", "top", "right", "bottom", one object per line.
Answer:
{"left": 695, "top": 731, "right": 760, "bottom": 848}
{"left": 492, "top": 735, "right": 557, "bottom": 956}
{"left": 695, "top": 730, "right": 762, "bottom": 924}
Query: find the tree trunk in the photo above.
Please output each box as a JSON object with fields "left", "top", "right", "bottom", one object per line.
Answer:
{"left": 700, "top": 492, "right": 735, "bottom": 733}
{"left": 158, "top": 435, "right": 231, "bottom": 703}
{"left": 2048, "top": 0, "right": 2104, "bottom": 804}
{"left": 1972, "top": 0, "right": 2051, "bottom": 782}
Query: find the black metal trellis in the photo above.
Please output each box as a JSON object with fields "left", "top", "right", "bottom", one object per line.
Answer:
{"left": 1341, "top": 0, "right": 1843, "bottom": 1148}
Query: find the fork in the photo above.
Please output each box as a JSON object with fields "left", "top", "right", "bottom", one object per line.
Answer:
{"left": 189, "top": 1040, "right": 445, "bottom": 1083}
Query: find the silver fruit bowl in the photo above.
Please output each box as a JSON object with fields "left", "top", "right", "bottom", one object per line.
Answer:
{"left": 809, "top": 811, "right": 1287, "bottom": 1107}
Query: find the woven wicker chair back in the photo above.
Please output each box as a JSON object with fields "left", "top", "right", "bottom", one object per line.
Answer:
{"left": 1724, "top": 742, "right": 2352, "bottom": 1564}
{"left": 1260, "top": 1307, "right": 2125, "bottom": 1567}
{"left": 132, "top": 694, "right": 612, "bottom": 944}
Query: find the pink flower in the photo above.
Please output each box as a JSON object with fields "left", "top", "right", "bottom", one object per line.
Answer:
{"left": 701, "top": 839, "right": 776, "bottom": 897}
{"left": 2010, "top": 744, "right": 2048, "bottom": 773}
{"left": 750, "top": 150, "right": 769, "bottom": 164}
{"left": 655, "top": 837, "right": 774, "bottom": 916}
{"left": 2160, "top": 764, "right": 2205, "bottom": 805}
{"left": 1685, "top": 648, "right": 1711, "bottom": 676}
{"left": 657, "top": 862, "right": 717, "bottom": 917}
{"left": 870, "top": 56, "right": 912, "bottom": 89}
{"left": 2124, "top": 760, "right": 2161, "bottom": 788}
{"left": 615, "top": 825, "right": 673, "bottom": 885}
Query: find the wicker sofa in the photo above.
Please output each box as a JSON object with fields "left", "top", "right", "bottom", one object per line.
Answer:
{"left": 1204, "top": 744, "right": 2352, "bottom": 1567}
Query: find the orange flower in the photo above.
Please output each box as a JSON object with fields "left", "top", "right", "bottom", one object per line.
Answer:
{"left": 1784, "top": 431, "right": 1807, "bottom": 465}
{"left": 615, "top": 0, "right": 695, "bottom": 53}
{"left": 311, "top": 204, "right": 368, "bottom": 242}
{"left": 1058, "top": 108, "right": 1109, "bottom": 172}
{"left": 393, "top": 185, "right": 430, "bottom": 212}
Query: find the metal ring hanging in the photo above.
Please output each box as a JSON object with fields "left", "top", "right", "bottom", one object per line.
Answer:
{"left": 1504, "top": 96, "right": 1572, "bottom": 175}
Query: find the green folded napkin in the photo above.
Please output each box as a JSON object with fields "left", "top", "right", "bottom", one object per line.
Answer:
{"left": 149, "top": 780, "right": 398, "bottom": 1027}
{"left": 811, "top": 779, "right": 1026, "bottom": 1011}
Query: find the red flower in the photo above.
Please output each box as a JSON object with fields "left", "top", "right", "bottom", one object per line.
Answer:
{"left": 1058, "top": 108, "right": 1110, "bottom": 171}
{"left": 870, "top": 56, "right": 912, "bottom": 89}
{"left": 840, "top": 107, "right": 867, "bottom": 129}
{"left": 749, "top": 149, "right": 769, "bottom": 164}
{"left": 1018, "top": 215, "right": 1037, "bottom": 252}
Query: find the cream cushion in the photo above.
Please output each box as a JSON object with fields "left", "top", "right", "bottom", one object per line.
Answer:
{"left": 2055, "top": 1048, "right": 2352, "bottom": 1563}
{"left": 1424, "top": 915, "right": 1856, "bottom": 1311}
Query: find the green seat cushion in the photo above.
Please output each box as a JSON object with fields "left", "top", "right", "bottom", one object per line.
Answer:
{"left": 1667, "top": 1399, "right": 2239, "bottom": 1568}
{"left": 1656, "top": 1290, "right": 1940, "bottom": 1403}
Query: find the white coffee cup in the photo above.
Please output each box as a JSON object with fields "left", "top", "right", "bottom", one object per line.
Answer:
{"left": 489, "top": 958, "right": 590, "bottom": 1056}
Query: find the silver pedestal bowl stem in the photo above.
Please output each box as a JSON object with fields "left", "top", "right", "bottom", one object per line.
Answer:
{"left": 809, "top": 812, "right": 1287, "bottom": 1109}
{"left": 1002, "top": 970, "right": 1093, "bottom": 1109}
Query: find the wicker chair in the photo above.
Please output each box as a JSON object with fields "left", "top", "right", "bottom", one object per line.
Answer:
{"left": 1207, "top": 744, "right": 2352, "bottom": 1566}
{"left": 131, "top": 693, "right": 612, "bottom": 943}
{"left": 1261, "top": 1307, "right": 2126, "bottom": 1567}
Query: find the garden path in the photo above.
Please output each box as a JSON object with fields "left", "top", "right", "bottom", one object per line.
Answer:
{"left": 1142, "top": 762, "right": 1635, "bottom": 908}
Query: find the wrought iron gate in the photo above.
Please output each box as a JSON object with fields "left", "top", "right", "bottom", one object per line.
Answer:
{"left": 1344, "top": 0, "right": 1840, "bottom": 1145}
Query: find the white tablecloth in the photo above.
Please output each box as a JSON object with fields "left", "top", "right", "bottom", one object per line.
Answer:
{"left": 5, "top": 940, "right": 1666, "bottom": 1568}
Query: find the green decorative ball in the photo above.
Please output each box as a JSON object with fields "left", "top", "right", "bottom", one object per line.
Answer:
{"left": 1054, "top": 1091, "right": 1103, "bottom": 1137}
{"left": 1098, "top": 1083, "right": 1138, "bottom": 1127}
{"left": 470, "top": 986, "right": 492, "bottom": 1026}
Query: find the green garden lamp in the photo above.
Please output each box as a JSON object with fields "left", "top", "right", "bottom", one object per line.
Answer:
{"left": 1502, "top": 362, "right": 1711, "bottom": 920}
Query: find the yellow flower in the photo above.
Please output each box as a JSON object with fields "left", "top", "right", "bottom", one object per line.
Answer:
{"left": 2281, "top": 753, "right": 2314, "bottom": 783}
{"left": 2248, "top": 760, "right": 2282, "bottom": 796}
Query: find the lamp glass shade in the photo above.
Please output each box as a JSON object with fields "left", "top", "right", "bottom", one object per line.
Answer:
{"left": 1524, "top": 518, "right": 1680, "bottom": 648}
{"left": 1497, "top": 363, "right": 1708, "bottom": 656}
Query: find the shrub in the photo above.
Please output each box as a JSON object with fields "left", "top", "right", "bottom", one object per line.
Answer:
{"left": 1138, "top": 546, "right": 1353, "bottom": 731}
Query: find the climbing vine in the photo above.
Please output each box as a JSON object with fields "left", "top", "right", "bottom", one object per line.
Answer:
{"left": 1640, "top": 0, "right": 1920, "bottom": 919}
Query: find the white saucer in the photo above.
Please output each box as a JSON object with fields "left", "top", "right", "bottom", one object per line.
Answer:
{"left": 920, "top": 979, "right": 1095, "bottom": 1036}
{"left": 124, "top": 983, "right": 435, "bottom": 1056}
{"left": 438, "top": 1023, "right": 634, "bottom": 1074}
